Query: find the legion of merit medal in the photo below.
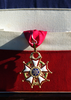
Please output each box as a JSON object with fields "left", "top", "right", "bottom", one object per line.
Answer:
{"left": 19, "top": 30, "right": 52, "bottom": 88}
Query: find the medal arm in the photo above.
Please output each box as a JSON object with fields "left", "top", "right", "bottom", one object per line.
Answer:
{"left": 23, "top": 61, "right": 32, "bottom": 79}
{"left": 40, "top": 61, "right": 45, "bottom": 66}
{"left": 19, "top": 61, "right": 31, "bottom": 74}
{"left": 26, "top": 61, "right": 32, "bottom": 66}
{"left": 48, "top": 69, "right": 53, "bottom": 74}
{"left": 46, "top": 61, "right": 52, "bottom": 74}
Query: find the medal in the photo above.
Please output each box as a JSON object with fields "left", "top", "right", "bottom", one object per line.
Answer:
{"left": 19, "top": 30, "right": 52, "bottom": 88}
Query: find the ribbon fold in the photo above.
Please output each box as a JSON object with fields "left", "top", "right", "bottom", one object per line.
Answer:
{"left": 23, "top": 30, "right": 47, "bottom": 48}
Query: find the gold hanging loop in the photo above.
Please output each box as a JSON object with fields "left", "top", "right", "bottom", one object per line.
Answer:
{"left": 33, "top": 43, "right": 36, "bottom": 52}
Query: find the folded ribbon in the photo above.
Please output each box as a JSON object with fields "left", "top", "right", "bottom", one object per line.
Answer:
{"left": 23, "top": 30, "right": 47, "bottom": 48}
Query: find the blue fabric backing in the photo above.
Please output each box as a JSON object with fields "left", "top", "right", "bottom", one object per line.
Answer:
{"left": 0, "top": 0, "right": 71, "bottom": 9}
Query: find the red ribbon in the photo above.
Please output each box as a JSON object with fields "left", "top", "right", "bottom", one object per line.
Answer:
{"left": 23, "top": 30, "right": 47, "bottom": 48}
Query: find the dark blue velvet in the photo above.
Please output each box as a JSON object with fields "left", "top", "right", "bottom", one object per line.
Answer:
{"left": 0, "top": 0, "right": 71, "bottom": 9}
